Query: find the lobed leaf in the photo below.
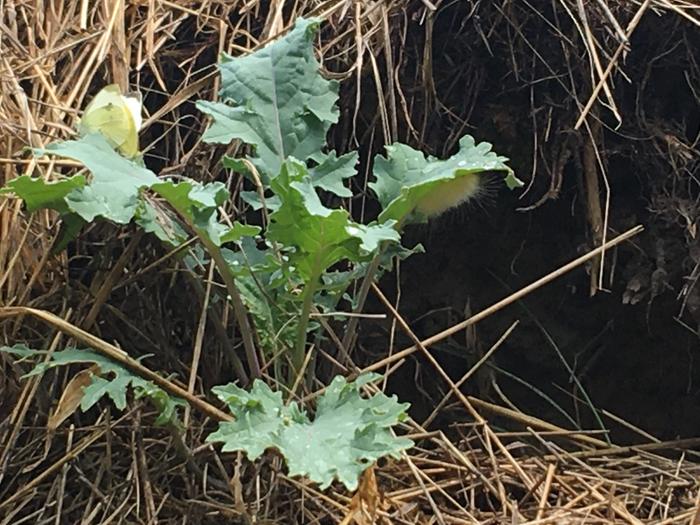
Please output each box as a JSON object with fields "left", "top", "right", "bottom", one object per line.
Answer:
{"left": 0, "top": 175, "right": 88, "bottom": 250}
{"left": 309, "top": 151, "right": 358, "bottom": 198}
{"left": 197, "top": 18, "right": 339, "bottom": 181}
{"left": 207, "top": 375, "right": 412, "bottom": 490}
{"left": 267, "top": 159, "right": 399, "bottom": 281}
{"left": 0, "top": 174, "right": 86, "bottom": 214}
{"left": 152, "top": 180, "right": 260, "bottom": 246}
{"left": 371, "top": 135, "right": 521, "bottom": 224}
{"left": 0, "top": 345, "right": 184, "bottom": 425}
{"left": 35, "top": 133, "right": 159, "bottom": 224}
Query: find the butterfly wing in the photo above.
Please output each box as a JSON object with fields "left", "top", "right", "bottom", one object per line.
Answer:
{"left": 79, "top": 84, "right": 139, "bottom": 157}
{"left": 123, "top": 92, "right": 143, "bottom": 131}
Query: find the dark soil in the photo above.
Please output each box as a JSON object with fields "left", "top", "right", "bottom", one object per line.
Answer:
{"left": 354, "top": 3, "right": 700, "bottom": 442}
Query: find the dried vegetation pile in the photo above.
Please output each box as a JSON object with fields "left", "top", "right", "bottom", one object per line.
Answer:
{"left": 1, "top": 1, "right": 699, "bottom": 523}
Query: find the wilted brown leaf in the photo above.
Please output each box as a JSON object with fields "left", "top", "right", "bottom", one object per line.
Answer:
{"left": 47, "top": 366, "right": 98, "bottom": 431}
{"left": 340, "top": 466, "right": 382, "bottom": 525}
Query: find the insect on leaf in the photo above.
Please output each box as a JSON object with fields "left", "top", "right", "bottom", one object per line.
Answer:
{"left": 79, "top": 84, "right": 142, "bottom": 158}
{"left": 47, "top": 367, "right": 96, "bottom": 431}
{"left": 371, "top": 135, "right": 521, "bottom": 224}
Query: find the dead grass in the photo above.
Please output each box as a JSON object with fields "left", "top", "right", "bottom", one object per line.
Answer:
{"left": 1, "top": 1, "right": 699, "bottom": 523}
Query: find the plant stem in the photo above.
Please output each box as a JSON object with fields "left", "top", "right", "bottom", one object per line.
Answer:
{"left": 340, "top": 250, "right": 383, "bottom": 356}
{"left": 198, "top": 234, "right": 261, "bottom": 379}
{"left": 341, "top": 220, "right": 406, "bottom": 357}
{"left": 185, "top": 273, "right": 249, "bottom": 385}
{"left": 290, "top": 256, "right": 322, "bottom": 383}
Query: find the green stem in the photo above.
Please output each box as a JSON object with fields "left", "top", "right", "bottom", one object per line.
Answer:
{"left": 290, "top": 256, "right": 322, "bottom": 383}
{"left": 198, "top": 233, "right": 261, "bottom": 379}
{"left": 341, "top": 219, "right": 406, "bottom": 357}
{"left": 185, "top": 273, "right": 249, "bottom": 385}
{"left": 339, "top": 247, "right": 384, "bottom": 356}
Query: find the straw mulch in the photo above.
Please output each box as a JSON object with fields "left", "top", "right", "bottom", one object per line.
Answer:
{"left": 1, "top": 1, "right": 699, "bottom": 523}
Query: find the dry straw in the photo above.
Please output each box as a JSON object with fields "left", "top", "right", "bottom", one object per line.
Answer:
{"left": 1, "top": 1, "right": 699, "bottom": 523}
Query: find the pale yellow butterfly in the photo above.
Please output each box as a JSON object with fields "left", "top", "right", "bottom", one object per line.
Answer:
{"left": 79, "top": 84, "right": 142, "bottom": 158}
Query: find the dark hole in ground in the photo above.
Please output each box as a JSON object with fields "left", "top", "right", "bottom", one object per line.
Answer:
{"left": 371, "top": 182, "right": 699, "bottom": 443}
{"left": 353, "top": 3, "right": 700, "bottom": 443}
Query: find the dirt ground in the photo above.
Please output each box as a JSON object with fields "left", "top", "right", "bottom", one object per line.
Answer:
{"left": 355, "top": 3, "right": 700, "bottom": 442}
